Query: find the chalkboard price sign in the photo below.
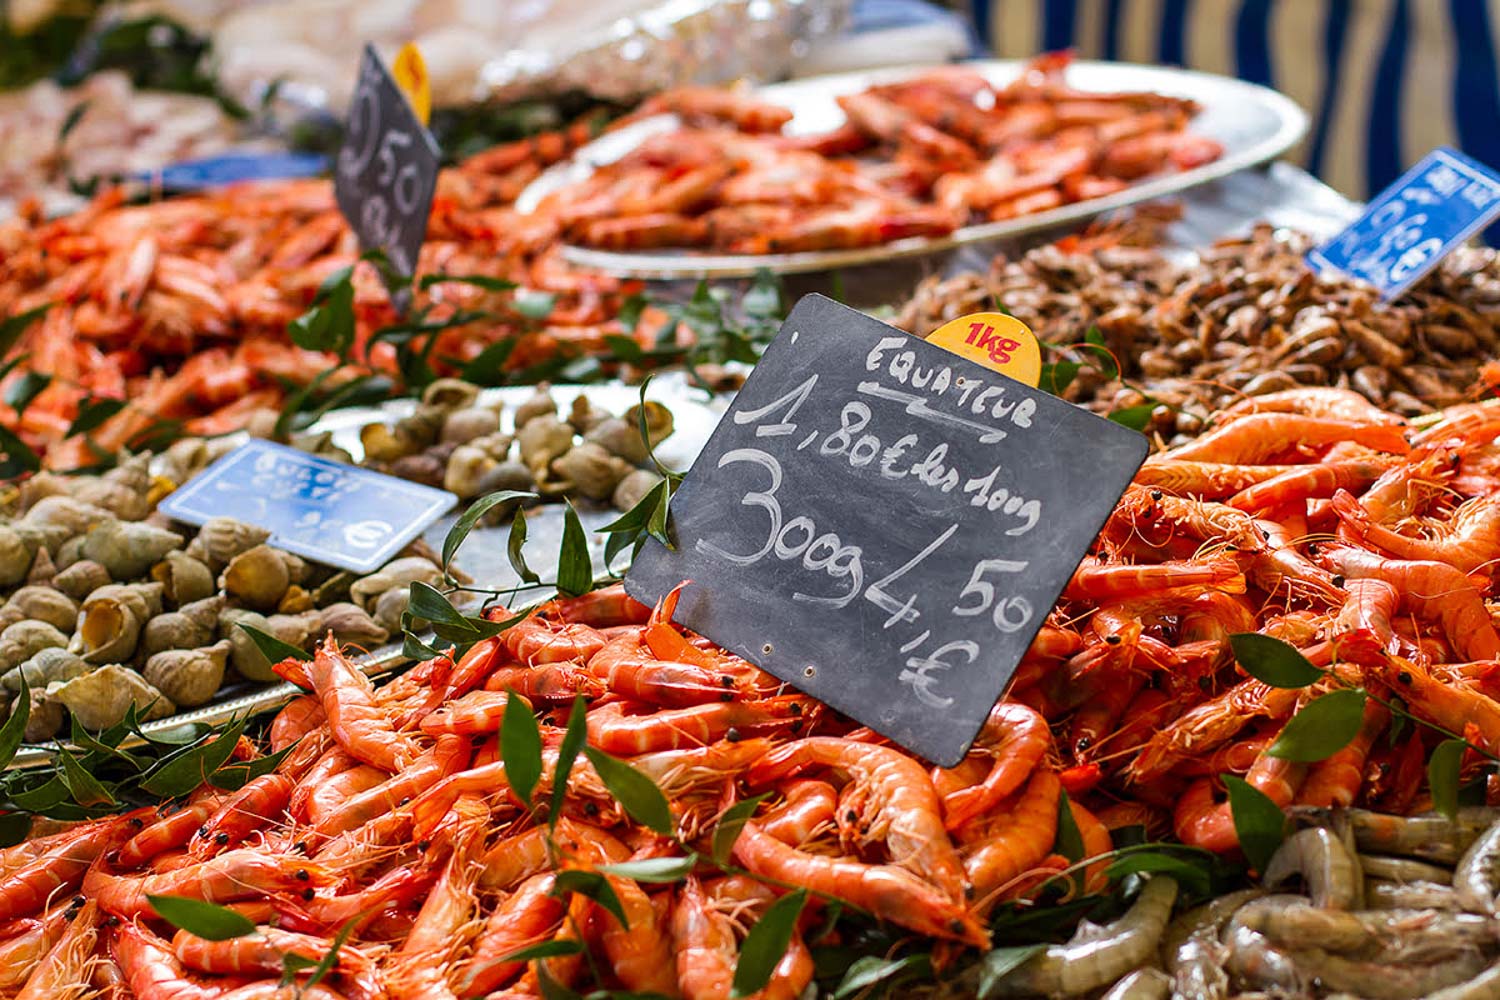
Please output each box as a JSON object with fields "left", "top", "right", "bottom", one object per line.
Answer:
{"left": 626, "top": 295, "right": 1149, "bottom": 767}
{"left": 334, "top": 44, "right": 441, "bottom": 296}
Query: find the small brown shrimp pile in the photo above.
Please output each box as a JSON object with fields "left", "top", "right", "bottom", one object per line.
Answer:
{"left": 1025, "top": 389, "right": 1500, "bottom": 854}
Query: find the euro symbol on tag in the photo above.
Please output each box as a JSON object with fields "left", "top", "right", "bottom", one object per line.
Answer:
{"left": 924, "top": 311, "right": 1041, "bottom": 387}
{"left": 392, "top": 43, "right": 431, "bottom": 127}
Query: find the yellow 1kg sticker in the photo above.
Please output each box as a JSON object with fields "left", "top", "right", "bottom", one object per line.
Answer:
{"left": 924, "top": 311, "right": 1041, "bottom": 387}
{"left": 392, "top": 43, "right": 431, "bottom": 126}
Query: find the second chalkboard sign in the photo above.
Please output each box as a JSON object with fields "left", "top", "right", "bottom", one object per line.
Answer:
{"left": 627, "top": 295, "right": 1149, "bottom": 767}
{"left": 334, "top": 44, "right": 441, "bottom": 293}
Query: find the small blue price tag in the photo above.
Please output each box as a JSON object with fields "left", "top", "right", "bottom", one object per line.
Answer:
{"left": 1307, "top": 147, "right": 1500, "bottom": 299}
{"left": 158, "top": 440, "right": 457, "bottom": 574}
{"left": 142, "top": 152, "right": 330, "bottom": 192}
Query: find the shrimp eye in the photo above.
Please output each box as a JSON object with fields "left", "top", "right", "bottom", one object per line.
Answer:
{"left": 720, "top": 676, "right": 735, "bottom": 688}
{"left": 726, "top": 727, "right": 743, "bottom": 742}
{"left": 215, "top": 833, "right": 230, "bottom": 845}
{"left": 472, "top": 735, "right": 487, "bottom": 746}
{"left": 1104, "top": 635, "right": 1121, "bottom": 646}
{"left": 1331, "top": 575, "right": 1345, "bottom": 587}
{"left": 399, "top": 798, "right": 411, "bottom": 806}
{"left": 719, "top": 692, "right": 734, "bottom": 702}
{"left": 295, "top": 869, "right": 310, "bottom": 881}
{"left": 1076, "top": 736, "right": 1092, "bottom": 750}
{"left": 845, "top": 810, "right": 858, "bottom": 823}
{"left": 418, "top": 840, "right": 431, "bottom": 851}
{"left": 790, "top": 719, "right": 804, "bottom": 733}
{"left": 72, "top": 895, "right": 85, "bottom": 906}
{"left": 584, "top": 802, "right": 600, "bottom": 816}
{"left": 128, "top": 817, "right": 144, "bottom": 828}
{"left": 302, "top": 888, "right": 316, "bottom": 901}
{"left": 105, "top": 915, "right": 119, "bottom": 927}
{"left": 789, "top": 703, "right": 803, "bottom": 716}
{"left": 1149, "top": 489, "right": 1163, "bottom": 501}
{"left": 1198, "top": 676, "right": 1211, "bottom": 691}
{"left": 949, "top": 919, "right": 966, "bottom": 933}
{"left": 1398, "top": 671, "right": 1413, "bottom": 684}
{"left": 104, "top": 850, "right": 120, "bottom": 866}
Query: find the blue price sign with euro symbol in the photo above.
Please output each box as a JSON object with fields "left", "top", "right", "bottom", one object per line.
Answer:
{"left": 1308, "top": 147, "right": 1500, "bottom": 300}
{"left": 159, "top": 440, "right": 456, "bottom": 574}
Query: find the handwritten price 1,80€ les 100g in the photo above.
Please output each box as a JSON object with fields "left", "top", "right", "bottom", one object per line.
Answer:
{"left": 694, "top": 334, "right": 1043, "bottom": 709}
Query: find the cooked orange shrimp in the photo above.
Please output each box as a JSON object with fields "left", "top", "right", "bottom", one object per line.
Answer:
{"left": 86, "top": 849, "right": 330, "bottom": 919}
{"left": 936, "top": 702, "right": 1051, "bottom": 832}
{"left": 15, "top": 899, "right": 97, "bottom": 1000}
{"left": 173, "top": 925, "right": 372, "bottom": 977}
{"left": 599, "top": 876, "right": 679, "bottom": 997}
{"left": 1296, "top": 698, "right": 1389, "bottom": 809}
{"left": 733, "top": 820, "right": 985, "bottom": 944}
{"left": 1129, "top": 679, "right": 1301, "bottom": 784}
{"left": 305, "top": 764, "right": 387, "bottom": 828}
{"left": 1228, "top": 455, "right": 1397, "bottom": 516}
{"left": 586, "top": 696, "right": 811, "bottom": 755}
{"left": 1331, "top": 489, "right": 1500, "bottom": 573}
{"left": 1175, "top": 752, "right": 1307, "bottom": 854}
{"left": 419, "top": 689, "right": 529, "bottom": 736}
{"left": 112, "top": 920, "right": 218, "bottom": 1000}
{"left": 1132, "top": 460, "right": 1292, "bottom": 498}
{"left": 588, "top": 633, "right": 747, "bottom": 707}
{"left": 1220, "top": 387, "right": 1407, "bottom": 426}
{"left": 482, "top": 662, "right": 605, "bottom": 700}
{"left": 387, "top": 795, "right": 489, "bottom": 997}
{"left": 0, "top": 905, "right": 69, "bottom": 990}
{"left": 759, "top": 780, "right": 838, "bottom": 847}
{"left": 300, "top": 635, "right": 421, "bottom": 773}
{"left": 1321, "top": 546, "right": 1500, "bottom": 661}
{"left": 286, "top": 748, "right": 356, "bottom": 823}
{"left": 189, "top": 774, "right": 294, "bottom": 858}
{"left": 542, "top": 583, "right": 651, "bottom": 627}
{"left": 1375, "top": 656, "right": 1500, "bottom": 755}
{"left": 312, "top": 733, "right": 470, "bottom": 840}
{"left": 1064, "top": 557, "right": 1245, "bottom": 602}
{"left": 962, "top": 769, "right": 1062, "bottom": 906}
{"left": 500, "top": 613, "right": 607, "bottom": 665}
{"left": 457, "top": 873, "right": 564, "bottom": 996}
{"left": 268, "top": 694, "right": 325, "bottom": 752}
{"left": 750, "top": 737, "right": 965, "bottom": 902}
{"left": 0, "top": 819, "right": 125, "bottom": 922}
{"left": 1162, "top": 414, "right": 1409, "bottom": 464}
{"left": 117, "top": 799, "right": 222, "bottom": 869}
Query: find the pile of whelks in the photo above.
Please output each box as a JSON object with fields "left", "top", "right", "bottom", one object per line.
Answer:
{"left": 0, "top": 454, "right": 409, "bottom": 740}
{"left": 4, "top": 385, "right": 1500, "bottom": 999}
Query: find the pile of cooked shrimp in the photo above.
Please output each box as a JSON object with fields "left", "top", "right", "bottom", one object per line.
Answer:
{"left": 0, "top": 116, "right": 661, "bottom": 468}
{"left": 5, "top": 386, "right": 1500, "bottom": 998}
{"left": 543, "top": 51, "right": 1222, "bottom": 254}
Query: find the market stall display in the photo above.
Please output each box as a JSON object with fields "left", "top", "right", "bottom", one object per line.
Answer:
{"left": 9, "top": 16, "right": 1500, "bottom": 998}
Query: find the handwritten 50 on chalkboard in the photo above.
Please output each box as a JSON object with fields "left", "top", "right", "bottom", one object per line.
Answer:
{"left": 334, "top": 45, "right": 441, "bottom": 298}
{"left": 626, "top": 295, "right": 1148, "bottom": 767}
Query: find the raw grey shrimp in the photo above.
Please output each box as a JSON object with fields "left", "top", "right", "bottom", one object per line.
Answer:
{"left": 1284, "top": 944, "right": 1487, "bottom": 1000}
{"left": 1454, "top": 819, "right": 1500, "bottom": 914}
{"left": 1100, "top": 968, "right": 1172, "bottom": 1000}
{"left": 1359, "top": 854, "right": 1453, "bottom": 884}
{"left": 1364, "top": 879, "right": 1465, "bottom": 911}
{"left": 1348, "top": 807, "right": 1500, "bottom": 865}
{"left": 1262, "top": 825, "right": 1363, "bottom": 910}
{"left": 1425, "top": 960, "right": 1500, "bottom": 1000}
{"left": 990, "top": 876, "right": 1178, "bottom": 996}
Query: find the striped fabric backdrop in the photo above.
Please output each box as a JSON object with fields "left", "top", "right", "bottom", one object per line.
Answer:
{"left": 974, "top": 0, "right": 1500, "bottom": 203}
